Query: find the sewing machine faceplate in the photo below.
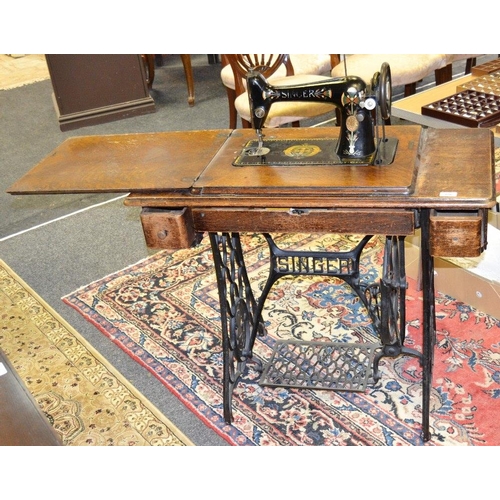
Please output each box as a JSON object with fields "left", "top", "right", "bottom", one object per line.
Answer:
{"left": 233, "top": 137, "right": 399, "bottom": 167}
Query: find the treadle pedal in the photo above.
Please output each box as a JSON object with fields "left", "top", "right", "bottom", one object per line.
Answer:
{"left": 259, "top": 340, "right": 381, "bottom": 392}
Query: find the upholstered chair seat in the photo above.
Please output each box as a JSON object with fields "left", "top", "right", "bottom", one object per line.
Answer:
{"left": 331, "top": 54, "right": 449, "bottom": 96}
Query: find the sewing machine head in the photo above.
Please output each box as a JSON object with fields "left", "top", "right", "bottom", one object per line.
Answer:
{"left": 242, "top": 62, "right": 394, "bottom": 166}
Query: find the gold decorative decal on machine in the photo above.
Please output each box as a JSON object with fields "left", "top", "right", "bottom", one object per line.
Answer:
{"left": 345, "top": 115, "right": 359, "bottom": 132}
{"left": 266, "top": 87, "right": 333, "bottom": 101}
{"left": 283, "top": 144, "right": 322, "bottom": 158}
{"left": 342, "top": 88, "right": 361, "bottom": 107}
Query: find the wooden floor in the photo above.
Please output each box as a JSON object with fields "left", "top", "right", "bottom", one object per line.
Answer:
{"left": 0, "top": 54, "right": 49, "bottom": 90}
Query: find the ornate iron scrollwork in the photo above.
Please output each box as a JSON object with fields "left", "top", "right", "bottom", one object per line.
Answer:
{"left": 209, "top": 233, "right": 265, "bottom": 422}
{"left": 372, "top": 236, "right": 422, "bottom": 382}
{"left": 210, "top": 230, "right": 427, "bottom": 436}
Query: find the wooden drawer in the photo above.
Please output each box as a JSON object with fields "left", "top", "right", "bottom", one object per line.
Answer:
{"left": 429, "top": 209, "right": 487, "bottom": 257}
{"left": 192, "top": 208, "right": 416, "bottom": 236}
{"left": 140, "top": 208, "right": 197, "bottom": 249}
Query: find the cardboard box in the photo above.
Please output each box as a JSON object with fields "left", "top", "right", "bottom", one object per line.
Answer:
{"left": 405, "top": 223, "right": 500, "bottom": 318}
{"left": 490, "top": 204, "right": 500, "bottom": 229}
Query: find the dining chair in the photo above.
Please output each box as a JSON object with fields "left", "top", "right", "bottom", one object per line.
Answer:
{"left": 434, "top": 54, "right": 484, "bottom": 83}
{"left": 331, "top": 54, "right": 449, "bottom": 98}
{"left": 222, "top": 54, "right": 340, "bottom": 129}
{"left": 141, "top": 54, "right": 195, "bottom": 106}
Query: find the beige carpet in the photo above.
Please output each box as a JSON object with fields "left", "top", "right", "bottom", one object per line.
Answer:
{"left": 0, "top": 259, "right": 193, "bottom": 446}
{"left": 0, "top": 54, "right": 50, "bottom": 90}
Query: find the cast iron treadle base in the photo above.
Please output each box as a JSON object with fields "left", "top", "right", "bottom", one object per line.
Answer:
{"left": 259, "top": 340, "right": 381, "bottom": 391}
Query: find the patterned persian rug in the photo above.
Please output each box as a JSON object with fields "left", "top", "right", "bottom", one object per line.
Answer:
{"left": 63, "top": 233, "right": 500, "bottom": 446}
{"left": 0, "top": 259, "right": 192, "bottom": 446}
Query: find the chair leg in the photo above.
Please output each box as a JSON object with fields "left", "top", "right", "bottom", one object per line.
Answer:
{"left": 141, "top": 54, "right": 155, "bottom": 89}
{"left": 465, "top": 57, "right": 477, "bottom": 74}
{"left": 435, "top": 64, "right": 452, "bottom": 85}
{"left": 404, "top": 82, "right": 417, "bottom": 97}
{"left": 180, "top": 54, "right": 195, "bottom": 106}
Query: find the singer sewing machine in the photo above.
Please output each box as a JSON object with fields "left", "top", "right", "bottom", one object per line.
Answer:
{"left": 235, "top": 62, "right": 396, "bottom": 166}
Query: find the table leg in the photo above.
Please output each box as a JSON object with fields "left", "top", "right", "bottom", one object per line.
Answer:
{"left": 419, "top": 209, "right": 436, "bottom": 442}
{"left": 209, "top": 233, "right": 265, "bottom": 423}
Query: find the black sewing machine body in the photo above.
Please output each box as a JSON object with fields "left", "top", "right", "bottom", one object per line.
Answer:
{"left": 242, "top": 65, "right": 395, "bottom": 166}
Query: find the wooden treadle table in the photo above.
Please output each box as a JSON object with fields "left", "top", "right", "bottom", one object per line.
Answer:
{"left": 8, "top": 125, "right": 496, "bottom": 442}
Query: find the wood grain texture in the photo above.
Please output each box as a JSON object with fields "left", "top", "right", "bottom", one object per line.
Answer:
{"left": 8, "top": 130, "right": 232, "bottom": 194}
{"left": 8, "top": 125, "right": 496, "bottom": 255}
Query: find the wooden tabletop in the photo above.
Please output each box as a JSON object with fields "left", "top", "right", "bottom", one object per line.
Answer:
{"left": 8, "top": 130, "right": 232, "bottom": 194}
{"left": 192, "top": 126, "right": 418, "bottom": 196}
{"left": 8, "top": 125, "right": 496, "bottom": 211}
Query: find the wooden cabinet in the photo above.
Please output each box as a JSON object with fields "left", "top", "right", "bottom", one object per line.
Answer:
{"left": 45, "top": 54, "right": 155, "bottom": 131}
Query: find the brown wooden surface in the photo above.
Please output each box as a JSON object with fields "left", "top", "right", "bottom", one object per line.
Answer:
{"left": 0, "top": 349, "right": 61, "bottom": 446}
{"left": 192, "top": 208, "right": 416, "bottom": 236}
{"left": 126, "top": 127, "right": 495, "bottom": 211}
{"left": 7, "top": 125, "right": 496, "bottom": 255}
{"left": 8, "top": 125, "right": 495, "bottom": 210}
{"left": 195, "top": 126, "right": 419, "bottom": 195}
{"left": 9, "top": 130, "right": 232, "bottom": 194}
{"left": 9, "top": 126, "right": 494, "bottom": 208}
